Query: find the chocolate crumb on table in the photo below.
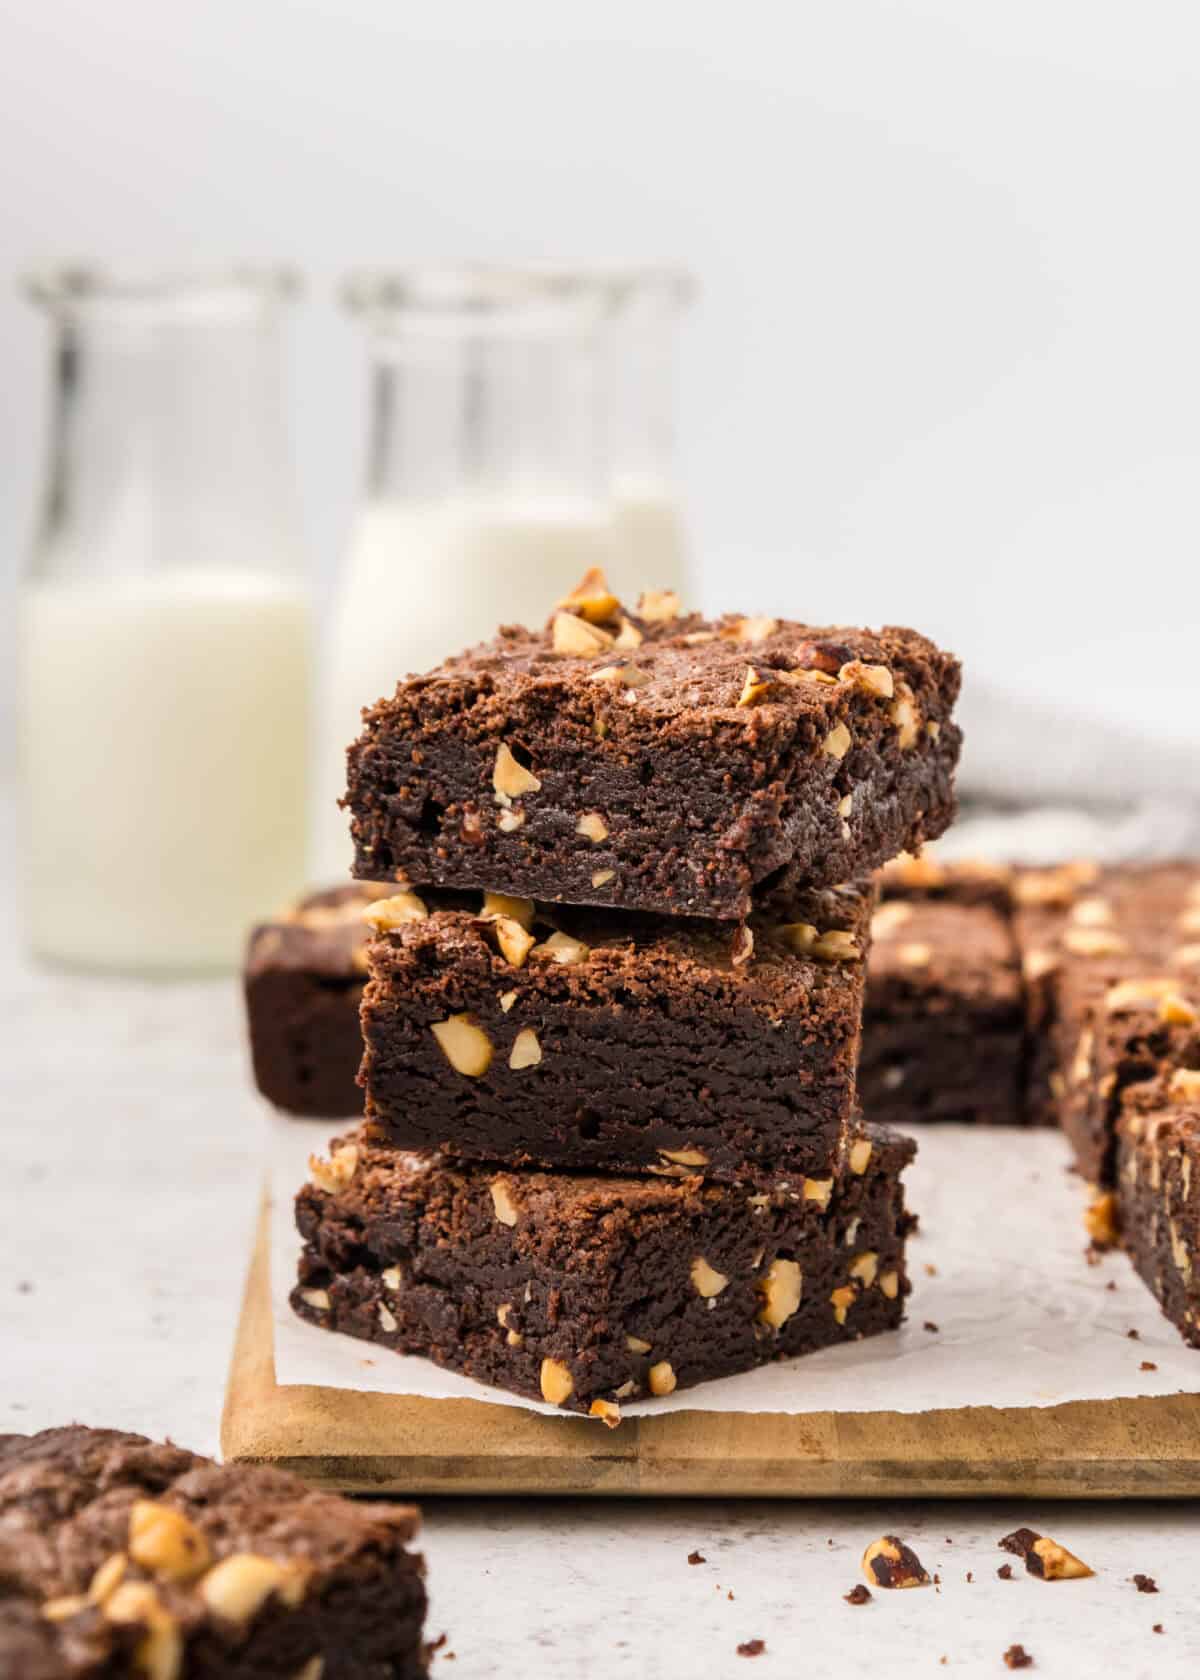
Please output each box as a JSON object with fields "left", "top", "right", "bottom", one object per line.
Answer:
{"left": 1003, "top": 1645, "right": 1034, "bottom": 1670}
{"left": 862, "top": 858, "right": 1026, "bottom": 1127}
{"left": 736, "top": 1638, "right": 766, "bottom": 1657}
{"left": 345, "top": 577, "right": 963, "bottom": 920}
{"left": 358, "top": 875, "right": 876, "bottom": 1184}
{"left": 243, "top": 882, "right": 397, "bottom": 1117}
{"left": 1132, "top": 1574, "right": 1158, "bottom": 1593}
{"left": 997, "top": 1564, "right": 1013, "bottom": 1580}
{"left": 687, "top": 1551, "right": 705, "bottom": 1566}
{"left": 293, "top": 1123, "right": 915, "bottom": 1414}
{"left": 0, "top": 1425, "right": 428, "bottom": 1680}
{"left": 844, "top": 1584, "right": 872, "bottom": 1605}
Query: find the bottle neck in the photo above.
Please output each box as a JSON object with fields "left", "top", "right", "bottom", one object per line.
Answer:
{"left": 361, "top": 320, "right": 610, "bottom": 516}
{"left": 30, "top": 298, "right": 301, "bottom": 583}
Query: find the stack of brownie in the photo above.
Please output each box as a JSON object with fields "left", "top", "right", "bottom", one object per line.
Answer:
{"left": 274, "top": 574, "right": 965, "bottom": 1416}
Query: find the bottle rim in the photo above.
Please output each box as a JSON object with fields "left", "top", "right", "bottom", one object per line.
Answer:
{"left": 22, "top": 266, "right": 303, "bottom": 313}
{"left": 340, "top": 264, "right": 695, "bottom": 319}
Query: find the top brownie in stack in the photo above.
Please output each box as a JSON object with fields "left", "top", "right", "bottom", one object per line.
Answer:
{"left": 345, "top": 575, "right": 963, "bottom": 919}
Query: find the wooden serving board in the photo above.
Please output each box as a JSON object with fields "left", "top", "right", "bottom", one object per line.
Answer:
{"left": 222, "top": 1207, "right": 1200, "bottom": 1497}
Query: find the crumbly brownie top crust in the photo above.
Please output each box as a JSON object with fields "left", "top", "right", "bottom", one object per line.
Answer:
{"left": 0, "top": 1426, "right": 422, "bottom": 1677}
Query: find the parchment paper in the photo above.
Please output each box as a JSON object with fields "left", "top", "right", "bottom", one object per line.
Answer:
{"left": 267, "top": 1109, "right": 1199, "bottom": 1417}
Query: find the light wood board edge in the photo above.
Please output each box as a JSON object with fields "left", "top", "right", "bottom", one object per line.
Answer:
{"left": 222, "top": 1201, "right": 1200, "bottom": 1498}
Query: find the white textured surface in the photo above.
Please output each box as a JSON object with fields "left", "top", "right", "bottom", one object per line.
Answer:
{"left": 276, "top": 1113, "right": 1200, "bottom": 1417}
{"left": 2, "top": 801, "right": 1199, "bottom": 1675}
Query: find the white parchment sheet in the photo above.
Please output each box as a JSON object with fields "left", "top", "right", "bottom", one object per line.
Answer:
{"left": 267, "top": 1109, "right": 1200, "bottom": 1418}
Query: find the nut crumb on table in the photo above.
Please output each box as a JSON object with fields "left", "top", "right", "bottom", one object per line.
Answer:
{"left": 998, "top": 1528, "right": 1093, "bottom": 1581}
{"left": 862, "top": 1536, "right": 930, "bottom": 1588}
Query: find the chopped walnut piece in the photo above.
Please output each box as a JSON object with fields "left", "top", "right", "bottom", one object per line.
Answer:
{"left": 481, "top": 891, "right": 535, "bottom": 929}
{"left": 1023, "top": 948, "right": 1058, "bottom": 984}
{"left": 591, "top": 869, "right": 616, "bottom": 887}
{"left": 812, "top": 928, "right": 862, "bottom": 962}
{"left": 381, "top": 1266, "right": 401, "bottom": 1290}
{"left": 509, "top": 1027, "right": 542, "bottom": 1070}
{"left": 556, "top": 566, "right": 620, "bottom": 624}
{"left": 102, "top": 1581, "right": 183, "bottom": 1680}
{"left": 298, "top": 1288, "right": 330, "bottom": 1312}
{"left": 497, "top": 808, "right": 525, "bottom": 833}
{"left": 87, "top": 1553, "right": 128, "bottom": 1605}
{"left": 431, "top": 1013, "right": 493, "bottom": 1077}
{"left": 1085, "top": 1190, "right": 1119, "bottom": 1248}
{"left": 890, "top": 682, "right": 920, "bottom": 748}
{"left": 690, "top": 1256, "right": 730, "bottom": 1298}
{"left": 721, "top": 614, "right": 778, "bottom": 643}
{"left": 309, "top": 1144, "right": 358, "bottom": 1194}
{"left": 871, "top": 901, "right": 913, "bottom": 938}
{"left": 539, "top": 1358, "right": 574, "bottom": 1405}
{"left": 490, "top": 1180, "right": 519, "bottom": 1226}
{"left": 614, "top": 616, "right": 644, "bottom": 649}
{"left": 659, "top": 1147, "right": 708, "bottom": 1167}
{"left": 848, "top": 1251, "right": 879, "bottom": 1287}
{"left": 498, "top": 989, "right": 518, "bottom": 1013}
{"left": 377, "top": 1301, "right": 398, "bottom": 1333}
{"left": 531, "top": 930, "right": 590, "bottom": 965}
{"left": 730, "top": 925, "right": 754, "bottom": 966}
{"left": 830, "top": 1285, "right": 856, "bottom": 1325}
{"left": 1063, "top": 926, "right": 1129, "bottom": 958}
{"left": 1167, "top": 1068, "right": 1200, "bottom": 1102}
{"left": 822, "top": 722, "right": 852, "bottom": 759}
{"left": 200, "top": 1555, "right": 308, "bottom": 1624}
{"left": 492, "top": 743, "right": 541, "bottom": 801}
{"left": 803, "top": 1177, "right": 833, "bottom": 1209}
{"left": 362, "top": 891, "right": 429, "bottom": 931}
{"left": 878, "top": 1271, "right": 900, "bottom": 1300}
{"left": 626, "top": 1334, "right": 652, "bottom": 1353}
{"left": 492, "top": 915, "right": 536, "bottom": 968}
{"left": 737, "top": 666, "right": 774, "bottom": 707}
{"left": 897, "top": 942, "right": 933, "bottom": 968}
{"left": 552, "top": 610, "right": 615, "bottom": 655}
{"left": 1104, "top": 977, "right": 1179, "bottom": 1013}
{"left": 128, "top": 1502, "right": 211, "bottom": 1584}
{"left": 638, "top": 588, "right": 680, "bottom": 623}
{"left": 576, "top": 811, "right": 609, "bottom": 842}
{"left": 1161, "top": 992, "right": 1197, "bottom": 1026}
{"left": 1072, "top": 896, "right": 1114, "bottom": 926}
{"left": 848, "top": 1137, "right": 873, "bottom": 1175}
{"left": 591, "top": 662, "right": 651, "bottom": 689}
{"left": 861, "top": 1536, "right": 930, "bottom": 1589}
{"left": 755, "top": 1258, "right": 802, "bottom": 1328}
{"left": 589, "top": 1399, "right": 621, "bottom": 1428}
{"left": 648, "top": 1360, "right": 678, "bottom": 1396}
{"left": 998, "top": 1527, "right": 1093, "bottom": 1580}
{"left": 838, "top": 660, "right": 895, "bottom": 699}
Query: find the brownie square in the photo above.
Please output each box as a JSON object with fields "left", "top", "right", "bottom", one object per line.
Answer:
{"left": 1116, "top": 1073, "right": 1200, "bottom": 1347}
{"left": 358, "top": 875, "right": 875, "bottom": 1184}
{"left": 0, "top": 1425, "right": 427, "bottom": 1679}
{"left": 860, "top": 887, "right": 1025, "bottom": 1126}
{"left": 243, "top": 883, "right": 395, "bottom": 1118}
{"left": 292, "top": 1122, "right": 915, "bottom": 1416}
{"left": 1011, "top": 862, "right": 1200, "bottom": 1183}
{"left": 345, "top": 582, "right": 962, "bottom": 918}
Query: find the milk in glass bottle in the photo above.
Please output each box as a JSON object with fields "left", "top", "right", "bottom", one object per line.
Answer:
{"left": 18, "top": 271, "right": 312, "bottom": 972}
{"left": 607, "top": 267, "right": 695, "bottom": 598}
{"left": 316, "top": 268, "right": 616, "bottom": 877}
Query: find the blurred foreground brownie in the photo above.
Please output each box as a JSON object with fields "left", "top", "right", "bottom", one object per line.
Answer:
{"left": 861, "top": 858, "right": 1026, "bottom": 1126}
{"left": 243, "top": 883, "right": 395, "bottom": 1117}
{"left": 0, "top": 1424, "right": 427, "bottom": 1680}
{"left": 345, "top": 572, "right": 963, "bottom": 919}
{"left": 1011, "top": 862, "right": 1200, "bottom": 1183}
{"left": 1116, "top": 1073, "right": 1200, "bottom": 1346}
{"left": 358, "top": 875, "right": 875, "bottom": 1184}
{"left": 292, "top": 1123, "right": 915, "bottom": 1417}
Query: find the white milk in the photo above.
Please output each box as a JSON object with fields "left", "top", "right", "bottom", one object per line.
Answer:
{"left": 19, "top": 571, "right": 311, "bottom": 971}
{"left": 314, "top": 500, "right": 618, "bottom": 877}
{"left": 610, "top": 474, "right": 690, "bottom": 601}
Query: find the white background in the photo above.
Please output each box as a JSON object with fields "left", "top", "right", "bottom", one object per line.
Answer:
{"left": 2, "top": 1, "right": 1200, "bottom": 760}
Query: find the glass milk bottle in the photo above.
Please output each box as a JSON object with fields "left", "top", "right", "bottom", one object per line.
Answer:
{"left": 18, "top": 271, "right": 312, "bottom": 973}
{"left": 607, "top": 267, "right": 695, "bottom": 599}
{"left": 315, "top": 267, "right": 616, "bottom": 878}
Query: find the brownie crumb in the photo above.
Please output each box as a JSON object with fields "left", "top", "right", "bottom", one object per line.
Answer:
{"left": 1105, "top": 1280, "right": 1117, "bottom": 1291}
{"left": 997, "top": 1564, "right": 1014, "bottom": 1580}
{"left": 966, "top": 1572, "right": 973, "bottom": 1583}
{"left": 1139, "top": 1361, "right": 1157, "bottom": 1372}
{"left": 924, "top": 1321, "right": 940, "bottom": 1333}
{"left": 737, "top": 1638, "right": 766, "bottom": 1657}
{"left": 925, "top": 1263, "right": 938, "bottom": 1277}
{"left": 688, "top": 1550, "right": 706, "bottom": 1565}
{"left": 844, "top": 1584, "right": 872, "bottom": 1605}
{"left": 1153, "top": 1623, "right": 1164, "bottom": 1634}
{"left": 727, "top": 1590, "right": 735, "bottom": 1602}
{"left": 1132, "top": 1574, "right": 1158, "bottom": 1594}
{"left": 16, "top": 1281, "right": 32, "bottom": 1295}
{"left": 1126, "top": 1327, "right": 1140, "bottom": 1340}
{"left": 1003, "top": 1644, "right": 1033, "bottom": 1670}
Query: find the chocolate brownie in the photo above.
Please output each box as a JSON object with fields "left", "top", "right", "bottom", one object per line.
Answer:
{"left": 293, "top": 1122, "right": 915, "bottom": 1416}
{"left": 0, "top": 1425, "right": 427, "bottom": 1679}
{"left": 1116, "top": 1073, "right": 1200, "bottom": 1347}
{"left": 357, "top": 876, "right": 875, "bottom": 1184}
{"left": 860, "top": 890, "right": 1025, "bottom": 1126}
{"left": 1011, "top": 862, "right": 1200, "bottom": 1183}
{"left": 244, "top": 884, "right": 396, "bottom": 1117}
{"left": 345, "top": 574, "right": 962, "bottom": 918}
